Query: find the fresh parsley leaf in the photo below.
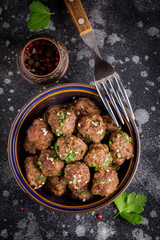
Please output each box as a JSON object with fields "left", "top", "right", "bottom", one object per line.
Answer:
{"left": 82, "top": 191, "right": 89, "bottom": 195}
{"left": 129, "top": 137, "right": 132, "bottom": 143}
{"left": 57, "top": 113, "right": 66, "bottom": 120}
{"left": 37, "top": 161, "right": 43, "bottom": 169}
{"left": 27, "top": 1, "right": 55, "bottom": 30}
{"left": 56, "top": 172, "right": 62, "bottom": 176}
{"left": 36, "top": 174, "right": 43, "bottom": 181}
{"left": 121, "top": 131, "right": 126, "bottom": 138}
{"left": 72, "top": 178, "right": 77, "bottom": 184}
{"left": 91, "top": 163, "right": 99, "bottom": 171}
{"left": 113, "top": 192, "right": 147, "bottom": 225}
{"left": 117, "top": 153, "right": 121, "bottom": 158}
{"left": 100, "top": 181, "right": 105, "bottom": 184}
{"left": 56, "top": 129, "right": 63, "bottom": 136}
{"left": 108, "top": 139, "right": 112, "bottom": 145}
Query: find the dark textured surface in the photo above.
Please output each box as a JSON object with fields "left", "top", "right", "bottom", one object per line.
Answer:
{"left": 0, "top": 0, "right": 160, "bottom": 239}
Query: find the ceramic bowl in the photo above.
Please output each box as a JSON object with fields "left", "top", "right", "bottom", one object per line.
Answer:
{"left": 17, "top": 34, "right": 69, "bottom": 85}
{"left": 8, "top": 83, "right": 140, "bottom": 213}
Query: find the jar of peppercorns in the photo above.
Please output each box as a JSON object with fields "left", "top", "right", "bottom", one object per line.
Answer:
{"left": 17, "top": 34, "right": 69, "bottom": 85}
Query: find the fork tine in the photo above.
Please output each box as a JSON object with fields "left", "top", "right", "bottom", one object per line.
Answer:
{"left": 116, "top": 91, "right": 130, "bottom": 122}
{"left": 114, "top": 76, "right": 135, "bottom": 120}
{"left": 95, "top": 82, "right": 119, "bottom": 127}
{"left": 102, "top": 81, "right": 125, "bottom": 125}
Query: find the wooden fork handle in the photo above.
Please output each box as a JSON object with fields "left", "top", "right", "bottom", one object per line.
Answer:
{"left": 64, "top": 0, "right": 92, "bottom": 36}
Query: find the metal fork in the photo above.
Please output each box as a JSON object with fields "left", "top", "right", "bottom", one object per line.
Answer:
{"left": 64, "top": 0, "right": 135, "bottom": 126}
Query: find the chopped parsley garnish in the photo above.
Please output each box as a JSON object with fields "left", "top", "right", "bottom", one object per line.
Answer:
{"left": 65, "top": 119, "right": 69, "bottom": 122}
{"left": 57, "top": 113, "right": 66, "bottom": 120}
{"left": 117, "top": 153, "right": 121, "bottom": 158}
{"left": 64, "top": 148, "right": 77, "bottom": 162}
{"left": 91, "top": 163, "right": 99, "bottom": 171}
{"left": 110, "top": 178, "right": 114, "bottom": 181}
{"left": 99, "top": 131, "right": 106, "bottom": 140}
{"left": 56, "top": 172, "right": 62, "bottom": 176}
{"left": 100, "top": 122, "right": 102, "bottom": 126}
{"left": 60, "top": 122, "right": 64, "bottom": 128}
{"left": 65, "top": 148, "right": 70, "bottom": 152}
{"left": 37, "top": 161, "right": 43, "bottom": 169}
{"left": 120, "top": 143, "right": 123, "bottom": 146}
{"left": 82, "top": 191, "right": 89, "bottom": 195}
{"left": 55, "top": 142, "right": 58, "bottom": 152}
{"left": 108, "top": 139, "right": 112, "bottom": 145}
{"left": 56, "top": 130, "right": 63, "bottom": 136}
{"left": 126, "top": 139, "right": 129, "bottom": 144}
{"left": 43, "top": 176, "right": 46, "bottom": 183}
{"left": 121, "top": 131, "right": 126, "bottom": 138}
{"left": 103, "top": 155, "right": 110, "bottom": 166}
{"left": 82, "top": 150, "right": 85, "bottom": 155}
{"left": 72, "top": 178, "right": 77, "bottom": 184}
{"left": 130, "top": 137, "right": 132, "bottom": 143}
{"left": 92, "top": 118, "right": 96, "bottom": 122}
{"left": 89, "top": 134, "right": 93, "bottom": 141}
{"left": 36, "top": 175, "right": 43, "bottom": 181}
{"left": 100, "top": 181, "right": 105, "bottom": 184}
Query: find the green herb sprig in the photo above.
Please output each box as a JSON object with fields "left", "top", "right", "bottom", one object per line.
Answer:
{"left": 113, "top": 192, "right": 147, "bottom": 225}
{"left": 27, "top": 1, "right": 55, "bottom": 30}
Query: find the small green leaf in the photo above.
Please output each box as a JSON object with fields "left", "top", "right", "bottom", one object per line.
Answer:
{"left": 56, "top": 130, "right": 63, "bottom": 136}
{"left": 27, "top": 1, "right": 55, "bottom": 30}
{"left": 130, "top": 137, "right": 132, "bottom": 143}
{"left": 56, "top": 172, "right": 61, "bottom": 176}
{"left": 108, "top": 139, "right": 112, "bottom": 145}
{"left": 100, "top": 122, "right": 102, "bottom": 126}
{"left": 36, "top": 175, "right": 43, "bottom": 181}
{"left": 121, "top": 131, "right": 126, "bottom": 138}
{"left": 117, "top": 153, "right": 121, "bottom": 158}
{"left": 82, "top": 191, "right": 89, "bottom": 195}
{"left": 100, "top": 181, "right": 105, "bottom": 184}
{"left": 91, "top": 163, "right": 99, "bottom": 171}
{"left": 73, "top": 178, "right": 77, "bottom": 184}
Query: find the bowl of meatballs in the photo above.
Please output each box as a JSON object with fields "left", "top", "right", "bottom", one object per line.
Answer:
{"left": 8, "top": 83, "right": 140, "bottom": 213}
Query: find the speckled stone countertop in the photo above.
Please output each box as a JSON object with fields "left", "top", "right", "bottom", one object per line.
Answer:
{"left": 0, "top": 0, "right": 160, "bottom": 239}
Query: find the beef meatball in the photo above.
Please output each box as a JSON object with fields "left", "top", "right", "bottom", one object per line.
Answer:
{"left": 75, "top": 97, "right": 101, "bottom": 116}
{"left": 56, "top": 135, "right": 88, "bottom": 162}
{"left": 91, "top": 169, "right": 119, "bottom": 197}
{"left": 108, "top": 130, "right": 134, "bottom": 164}
{"left": 71, "top": 183, "right": 93, "bottom": 202}
{"left": 38, "top": 149, "right": 64, "bottom": 177}
{"left": 23, "top": 136, "right": 37, "bottom": 154}
{"left": 24, "top": 156, "right": 46, "bottom": 189}
{"left": 102, "top": 114, "right": 120, "bottom": 136}
{"left": 64, "top": 162, "right": 90, "bottom": 191}
{"left": 84, "top": 143, "right": 113, "bottom": 170}
{"left": 46, "top": 176, "right": 67, "bottom": 196}
{"left": 25, "top": 118, "right": 53, "bottom": 151}
{"left": 77, "top": 114, "right": 106, "bottom": 143}
{"left": 47, "top": 105, "right": 77, "bottom": 136}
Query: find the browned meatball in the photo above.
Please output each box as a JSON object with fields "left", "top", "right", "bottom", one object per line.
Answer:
{"left": 108, "top": 130, "right": 134, "bottom": 163}
{"left": 38, "top": 149, "right": 64, "bottom": 177}
{"left": 47, "top": 105, "right": 77, "bottom": 136}
{"left": 91, "top": 169, "right": 119, "bottom": 197}
{"left": 75, "top": 97, "right": 101, "bottom": 116}
{"left": 102, "top": 114, "right": 120, "bottom": 136}
{"left": 23, "top": 136, "right": 37, "bottom": 154}
{"left": 84, "top": 143, "right": 113, "bottom": 170}
{"left": 71, "top": 183, "right": 93, "bottom": 202}
{"left": 24, "top": 156, "right": 46, "bottom": 189}
{"left": 64, "top": 162, "right": 90, "bottom": 191}
{"left": 26, "top": 118, "right": 53, "bottom": 151}
{"left": 77, "top": 114, "right": 106, "bottom": 143}
{"left": 46, "top": 176, "right": 67, "bottom": 196}
{"left": 56, "top": 135, "right": 88, "bottom": 163}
